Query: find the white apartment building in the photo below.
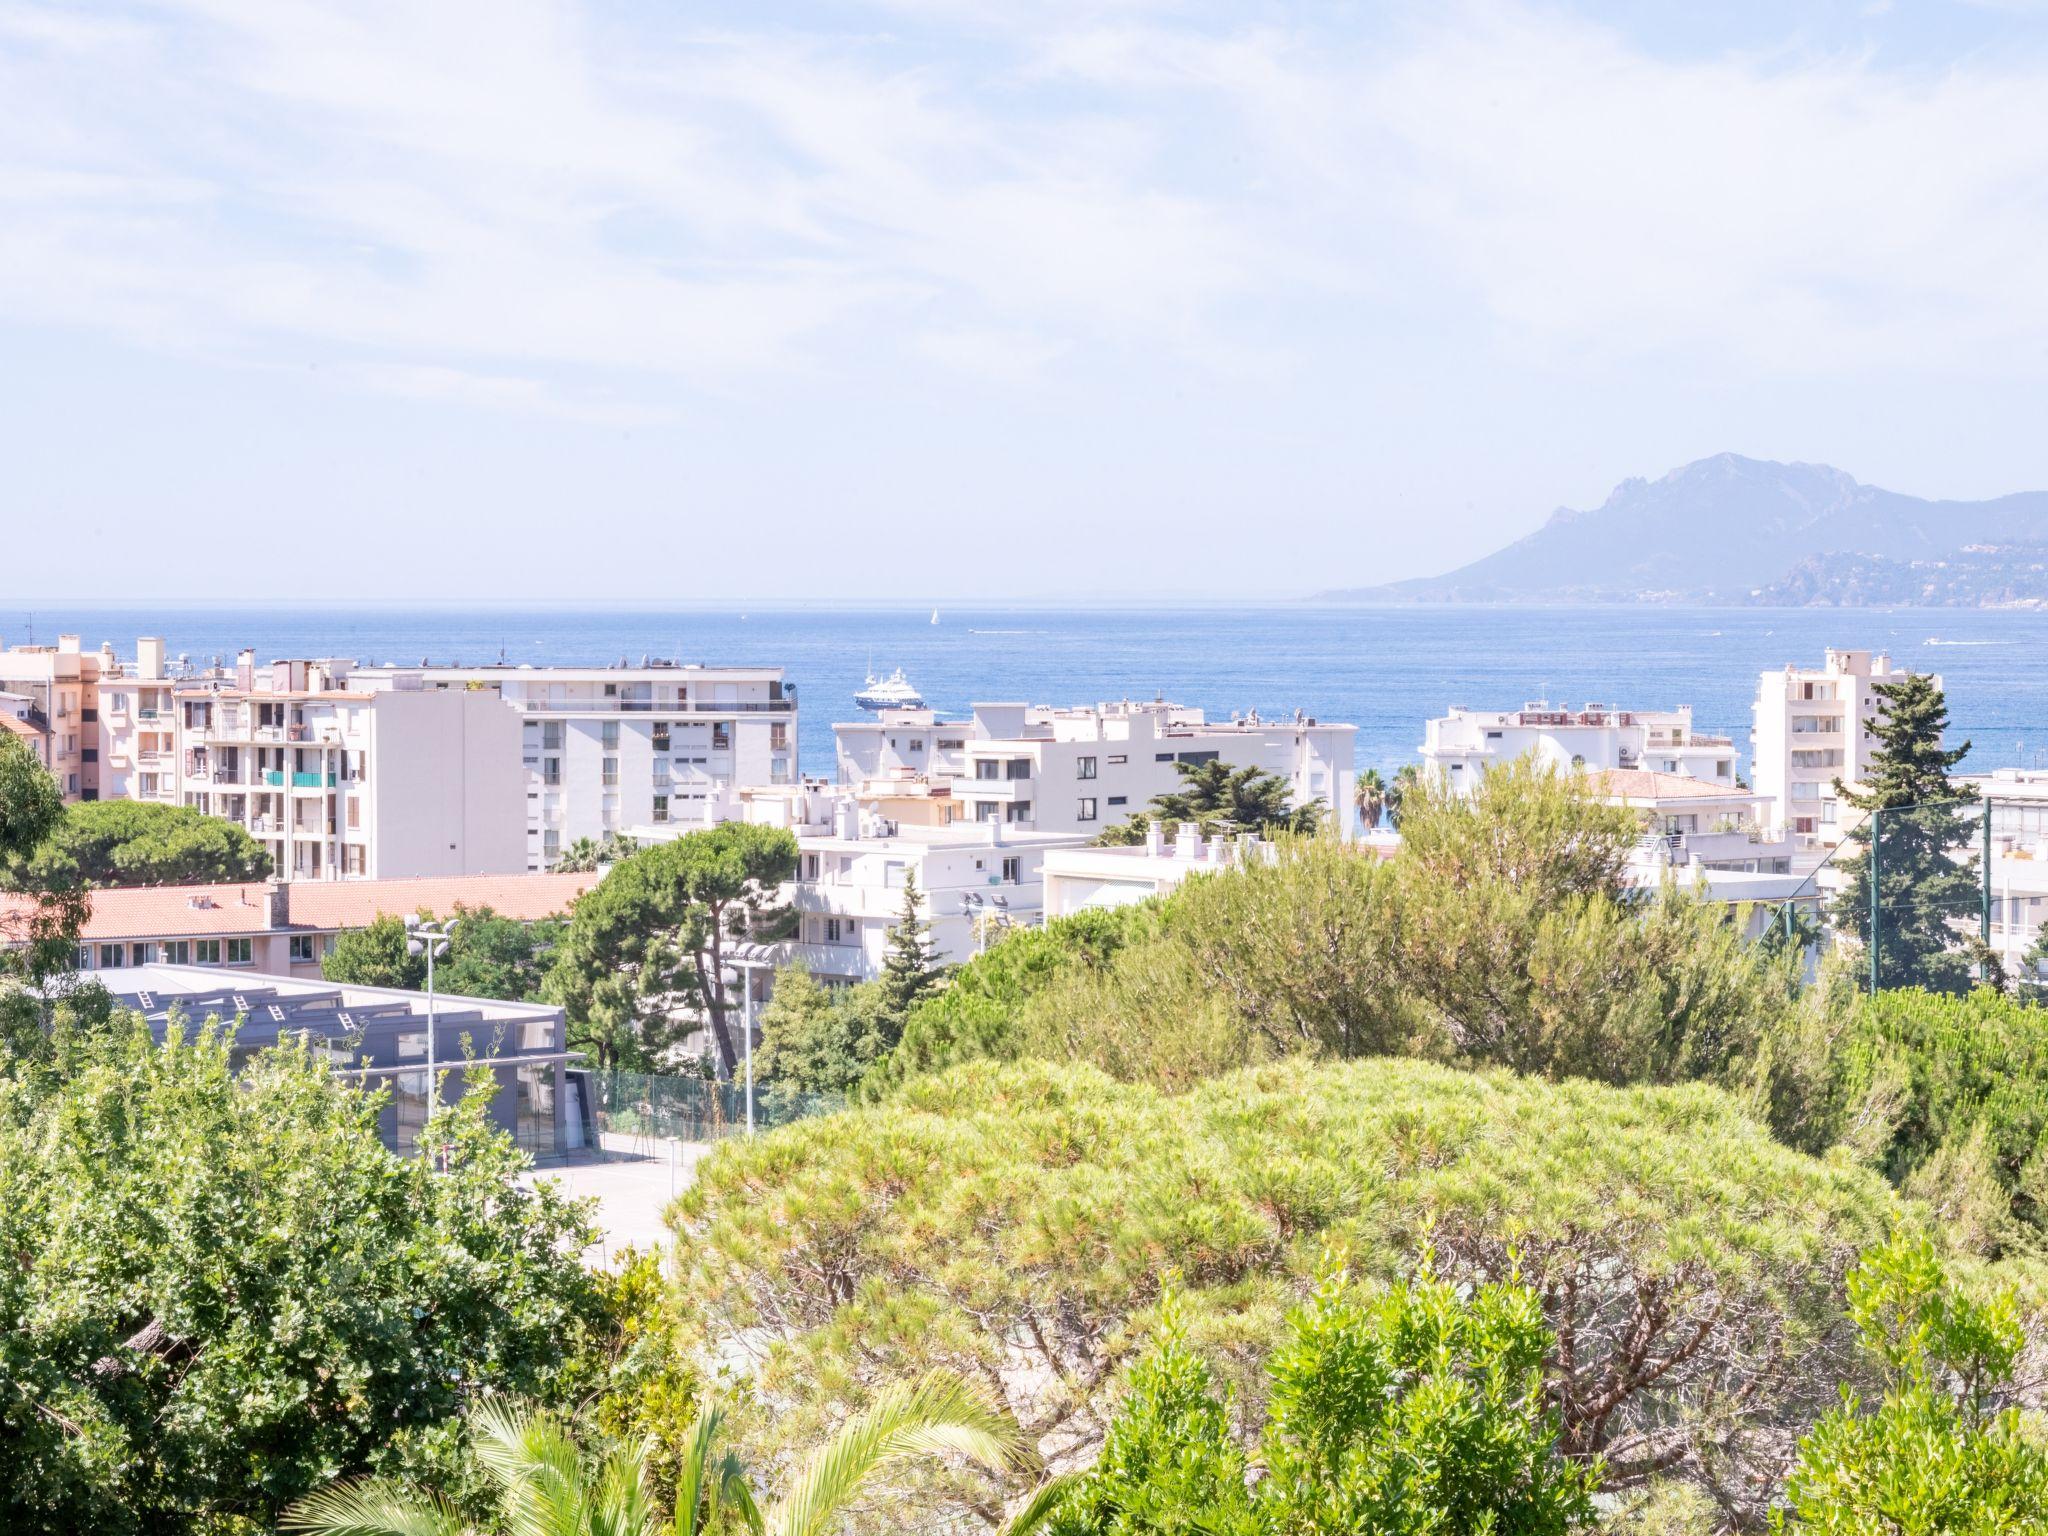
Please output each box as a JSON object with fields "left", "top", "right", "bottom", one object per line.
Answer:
{"left": 347, "top": 662, "right": 797, "bottom": 871}
{"left": 1041, "top": 824, "right": 1277, "bottom": 918}
{"left": 630, "top": 784, "right": 1088, "bottom": 987}
{"left": 1420, "top": 703, "right": 1737, "bottom": 792}
{"left": 1964, "top": 769, "right": 2048, "bottom": 978}
{"left": 1751, "top": 650, "right": 1921, "bottom": 850}
{"left": 835, "top": 700, "right": 1355, "bottom": 839}
{"left": 97, "top": 643, "right": 526, "bottom": 881}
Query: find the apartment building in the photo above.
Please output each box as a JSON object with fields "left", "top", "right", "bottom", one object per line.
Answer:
{"left": 1962, "top": 769, "right": 2048, "bottom": 978}
{"left": 1041, "top": 824, "right": 1276, "bottom": 918}
{"left": 97, "top": 643, "right": 526, "bottom": 881}
{"left": 1751, "top": 650, "right": 1921, "bottom": 850}
{"left": 347, "top": 662, "right": 797, "bottom": 871}
{"left": 835, "top": 699, "right": 1355, "bottom": 838}
{"left": 0, "top": 633, "right": 111, "bottom": 800}
{"left": 1420, "top": 702, "right": 1736, "bottom": 792}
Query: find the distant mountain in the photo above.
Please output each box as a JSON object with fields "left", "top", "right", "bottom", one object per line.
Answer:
{"left": 1323, "top": 454, "right": 2048, "bottom": 606}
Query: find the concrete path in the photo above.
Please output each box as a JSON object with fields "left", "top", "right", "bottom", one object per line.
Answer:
{"left": 520, "top": 1132, "right": 719, "bottom": 1268}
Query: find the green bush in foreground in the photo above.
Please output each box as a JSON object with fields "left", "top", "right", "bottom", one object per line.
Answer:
{"left": 672, "top": 1056, "right": 1902, "bottom": 1525}
{"left": 1774, "top": 1233, "right": 2048, "bottom": 1533}
{"left": 0, "top": 1010, "right": 606, "bottom": 1535}
{"left": 1046, "top": 1264, "right": 1599, "bottom": 1536}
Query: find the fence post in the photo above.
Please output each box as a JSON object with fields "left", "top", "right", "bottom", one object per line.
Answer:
{"left": 1868, "top": 807, "right": 1881, "bottom": 994}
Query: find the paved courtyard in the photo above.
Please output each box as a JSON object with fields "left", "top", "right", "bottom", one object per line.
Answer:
{"left": 520, "top": 1133, "right": 720, "bottom": 1268}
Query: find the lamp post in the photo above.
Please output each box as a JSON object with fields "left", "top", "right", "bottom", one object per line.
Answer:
{"left": 404, "top": 914, "right": 457, "bottom": 1157}
{"left": 721, "top": 953, "right": 773, "bottom": 1136}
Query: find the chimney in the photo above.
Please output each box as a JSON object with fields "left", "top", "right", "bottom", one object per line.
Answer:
{"left": 1174, "top": 822, "right": 1200, "bottom": 860}
{"left": 237, "top": 649, "right": 256, "bottom": 691}
{"left": 1144, "top": 821, "right": 1164, "bottom": 857}
{"left": 58, "top": 633, "right": 81, "bottom": 655}
{"left": 137, "top": 637, "right": 166, "bottom": 681}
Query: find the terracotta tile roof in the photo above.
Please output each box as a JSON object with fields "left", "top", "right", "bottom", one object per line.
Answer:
{"left": 0, "top": 882, "right": 280, "bottom": 941}
{"left": 1591, "top": 769, "right": 1751, "bottom": 802}
{"left": 283, "top": 871, "right": 599, "bottom": 930}
{"left": 0, "top": 713, "right": 43, "bottom": 739}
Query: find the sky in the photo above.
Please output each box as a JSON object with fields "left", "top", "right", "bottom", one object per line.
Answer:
{"left": 6, "top": 0, "right": 2048, "bottom": 602}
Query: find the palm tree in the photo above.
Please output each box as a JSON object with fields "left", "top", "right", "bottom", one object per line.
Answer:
{"left": 1354, "top": 768, "right": 1387, "bottom": 831}
{"left": 284, "top": 1374, "right": 1036, "bottom": 1536}
{"left": 1383, "top": 763, "right": 1422, "bottom": 828}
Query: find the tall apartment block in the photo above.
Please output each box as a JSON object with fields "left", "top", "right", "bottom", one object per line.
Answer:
{"left": 97, "top": 642, "right": 526, "bottom": 880}
{"left": 345, "top": 663, "right": 797, "bottom": 871}
{"left": 1751, "top": 649, "right": 1922, "bottom": 849}
{"left": 835, "top": 699, "right": 1354, "bottom": 838}
{"left": 0, "top": 633, "right": 116, "bottom": 801}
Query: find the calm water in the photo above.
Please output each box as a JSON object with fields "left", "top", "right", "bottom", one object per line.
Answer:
{"left": 9, "top": 603, "right": 2048, "bottom": 780}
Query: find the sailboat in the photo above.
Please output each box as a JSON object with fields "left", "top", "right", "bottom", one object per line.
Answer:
{"left": 930, "top": 607, "right": 940, "bottom": 625}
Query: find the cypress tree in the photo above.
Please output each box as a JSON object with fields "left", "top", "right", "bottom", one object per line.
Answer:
{"left": 1829, "top": 673, "right": 1980, "bottom": 994}
{"left": 879, "top": 871, "right": 940, "bottom": 1022}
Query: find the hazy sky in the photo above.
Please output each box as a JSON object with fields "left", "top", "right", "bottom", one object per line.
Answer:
{"left": 6, "top": 0, "right": 2048, "bottom": 602}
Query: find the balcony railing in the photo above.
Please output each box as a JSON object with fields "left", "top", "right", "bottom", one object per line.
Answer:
{"left": 507, "top": 697, "right": 793, "bottom": 715}
{"left": 264, "top": 770, "right": 336, "bottom": 788}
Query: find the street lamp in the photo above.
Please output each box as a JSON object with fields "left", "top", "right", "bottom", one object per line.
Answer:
{"left": 721, "top": 949, "right": 776, "bottom": 1136}
{"left": 404, "top": 914, "right": 457, "bottom": 1156}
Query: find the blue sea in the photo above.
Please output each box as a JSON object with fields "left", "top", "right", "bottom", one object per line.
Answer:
{"left": 9, "top": 603, "right": 2048, "bottom": 781}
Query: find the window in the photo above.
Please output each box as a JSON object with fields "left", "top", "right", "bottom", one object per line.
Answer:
{"left": 712, "top": 723, "right": 730, "bottom": 750}
{"left": 603, "top": 683, "right": 618, "bottom": 698}
{"left": 909, "top": 739, "right": 924, "bottom": 753}
{"left": 770, "top": 723, "right": 788, "bottom": 750}
{"left": 344, "top": 846, "right": 366, "bottom": 876}
{"left": 975, "top": 759, "right": 1000, "bottom": 780}
{"left": 824, "top": 917, "right": 849, "bottom": 944}
{"left": 195, "top": 939, "right": 222, "bottom": 965}
{"left": 226, "top": 937, "right": 251, "bottom": 965}
{"left": 543, "top": 757, "right": 561, "bottom": 786}
{"left": 1107, "top": 754, "right": 1127, "bottom": 765}
{"left": 1006, "top": 758, "right": 1031, "bottom": 780}
{"left": 602, "top": 721, "right": 620, "bottom": 749}
{"left": 82, "top": 748, "right": 97, "bottom": 763}
{"left": 653, "top": 721, "right": 671, "bottom": 752}
{"left": 1155, "top": 752, "right": 1174, "bottom": 762}
{"left": 602, "top": 756, "right": 619, "bottom": 787}
{"left": 543, "top": 828, "right": 561, "bottom": 860}
{"left": 289, "top": 934, "right": 318, "bottom": 962}
{"left": 938, "top": 738, "right": 964, "bottom": 750}
{"left": 1002, "top": 856, "right": 1021, "bottom": 883}
{"left": 1076, "top": 797, "right": 1097, "bottom": 822}
{"left": 1178, "top": 750, "right": 1219, "bottom": 765}
{"left": 346, "top": 798, "right": 361, "bottom": 829}
{"left": 97, "top": 943, "right": 124, "bottom": 969}
{"left": 542, "top": 721, "right": 564, "bottom": 751}
{"left": 653, "top": 794, "right": 669, "bottom": 823}
{"left": 1107, "top": 795, "right": 1127, "bottom": 806}
{"left": 1006, "top": 801, "right": 1032, "bottom": 823}
{"left": 803, "top": 853, "right": 820, "bottom": 880}
{"left": 1076, "top": 756, "right": 1097, "bottom": 779}
{"left": 162, "top": 940, "right": 190, "bottom": 965}
{"left": 1717, "top": 760, "right": 1732, "bottom": 778}
{"left": 973, "top": 801, "right": 999, "bottom": 822}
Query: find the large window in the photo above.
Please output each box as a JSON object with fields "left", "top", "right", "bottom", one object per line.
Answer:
{"left": 1076, "top": 756, "right": 1097, "bottom": 779}
{"left": 1006, "top": 758, "right": 1031, "bottom": 780}
{"left": 1076, "top": 798, "right": 1097, "bottom": 822}
{"left": 515, "top": 1065, "right": 555, "bottom": 1154}
{"left": 602, "top": 721, "right": 620, "bottom": 750}
{"left": 602, "top": 756, "right": 619, "bottom": 787}
{"left": 226, "top": 938, "right": 252, "bottom": 965}
{"left": 975, "top": 759, "right": 1000, "bottom": 780}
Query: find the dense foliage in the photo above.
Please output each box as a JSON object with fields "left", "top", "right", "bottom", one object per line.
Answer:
{"left": 673, "top": 1056, "right": 1901, "bottom": 1523}
{"left": 0, "top": 735, "right": 87, "bottom": 988}
{"left": 896, "top": 761, "right": 1801, "bottom": 1093}
{"left": 545, "top": 823, "right": 798, "bottom": 1073}
{"left": 1, "top": 797, "right": 271, "bottom": 891}
{"left": 1046, "top": 1266, "right": 1599, "bottom": 1536}
{"left": 1093, "top": 759, "right": 1324, "bottom": 845}
{"left": 320, "top": 904, "right": 566, "bottom": 1000}
{"left": 1774, "top": 1234, "right": 2048, "bottom": 1533}
{"left": 755, "top": 965, "right": 900, "bottom": 1096}
{"left": 0, "top": 1012, "right": 607, "bottom": 1535}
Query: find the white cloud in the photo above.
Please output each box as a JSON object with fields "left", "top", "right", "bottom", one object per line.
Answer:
{"left": 2, "top": 0, "right": 2048, "bottom": 424}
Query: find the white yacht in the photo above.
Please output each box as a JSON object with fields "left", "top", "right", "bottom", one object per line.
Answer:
{"left": 854, "top": 667, "right": 925, "bottom": 711}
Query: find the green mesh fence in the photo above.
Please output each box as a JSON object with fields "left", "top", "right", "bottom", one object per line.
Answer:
{"left": 582, "top": 1069, "right": 843, "bottom": 1144}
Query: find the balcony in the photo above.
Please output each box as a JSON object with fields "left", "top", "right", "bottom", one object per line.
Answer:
{"left": 957, "top": 775, "right": 1033, "bottom": 800}
{"left": 263, "top": 770, "right": 336, "bottom": 788}
{"left": 506, "top": 697, "right": 794, "bottom": 716}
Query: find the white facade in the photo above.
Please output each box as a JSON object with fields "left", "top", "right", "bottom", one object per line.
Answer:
{"left": 347, "top": 662, "right": 797, "bottom": 871}
{"left": 1421, "top": 703, "right": 1736, "bottom": 793}
{"left": 1964, "top": 769, "right": 2048, "bottom": 979}
{"left": 1041, "top": 824, "right": 1275, "bottom": 918}
{"left": 98, "top": 649, "right": 527, "bottom": 881}
{"left": 835, "top": 699, "right": 1355, "bottom": 838}
{"left": 1751, "top": 650, "right": 1922, "bottom": 851}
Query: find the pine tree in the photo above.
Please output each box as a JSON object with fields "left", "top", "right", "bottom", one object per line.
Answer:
{"left": 880, "top": 871, "right": 940, "bottom": 1022}
{"left": 1829, "top": 673, "right": 1980, "bottom": 994}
